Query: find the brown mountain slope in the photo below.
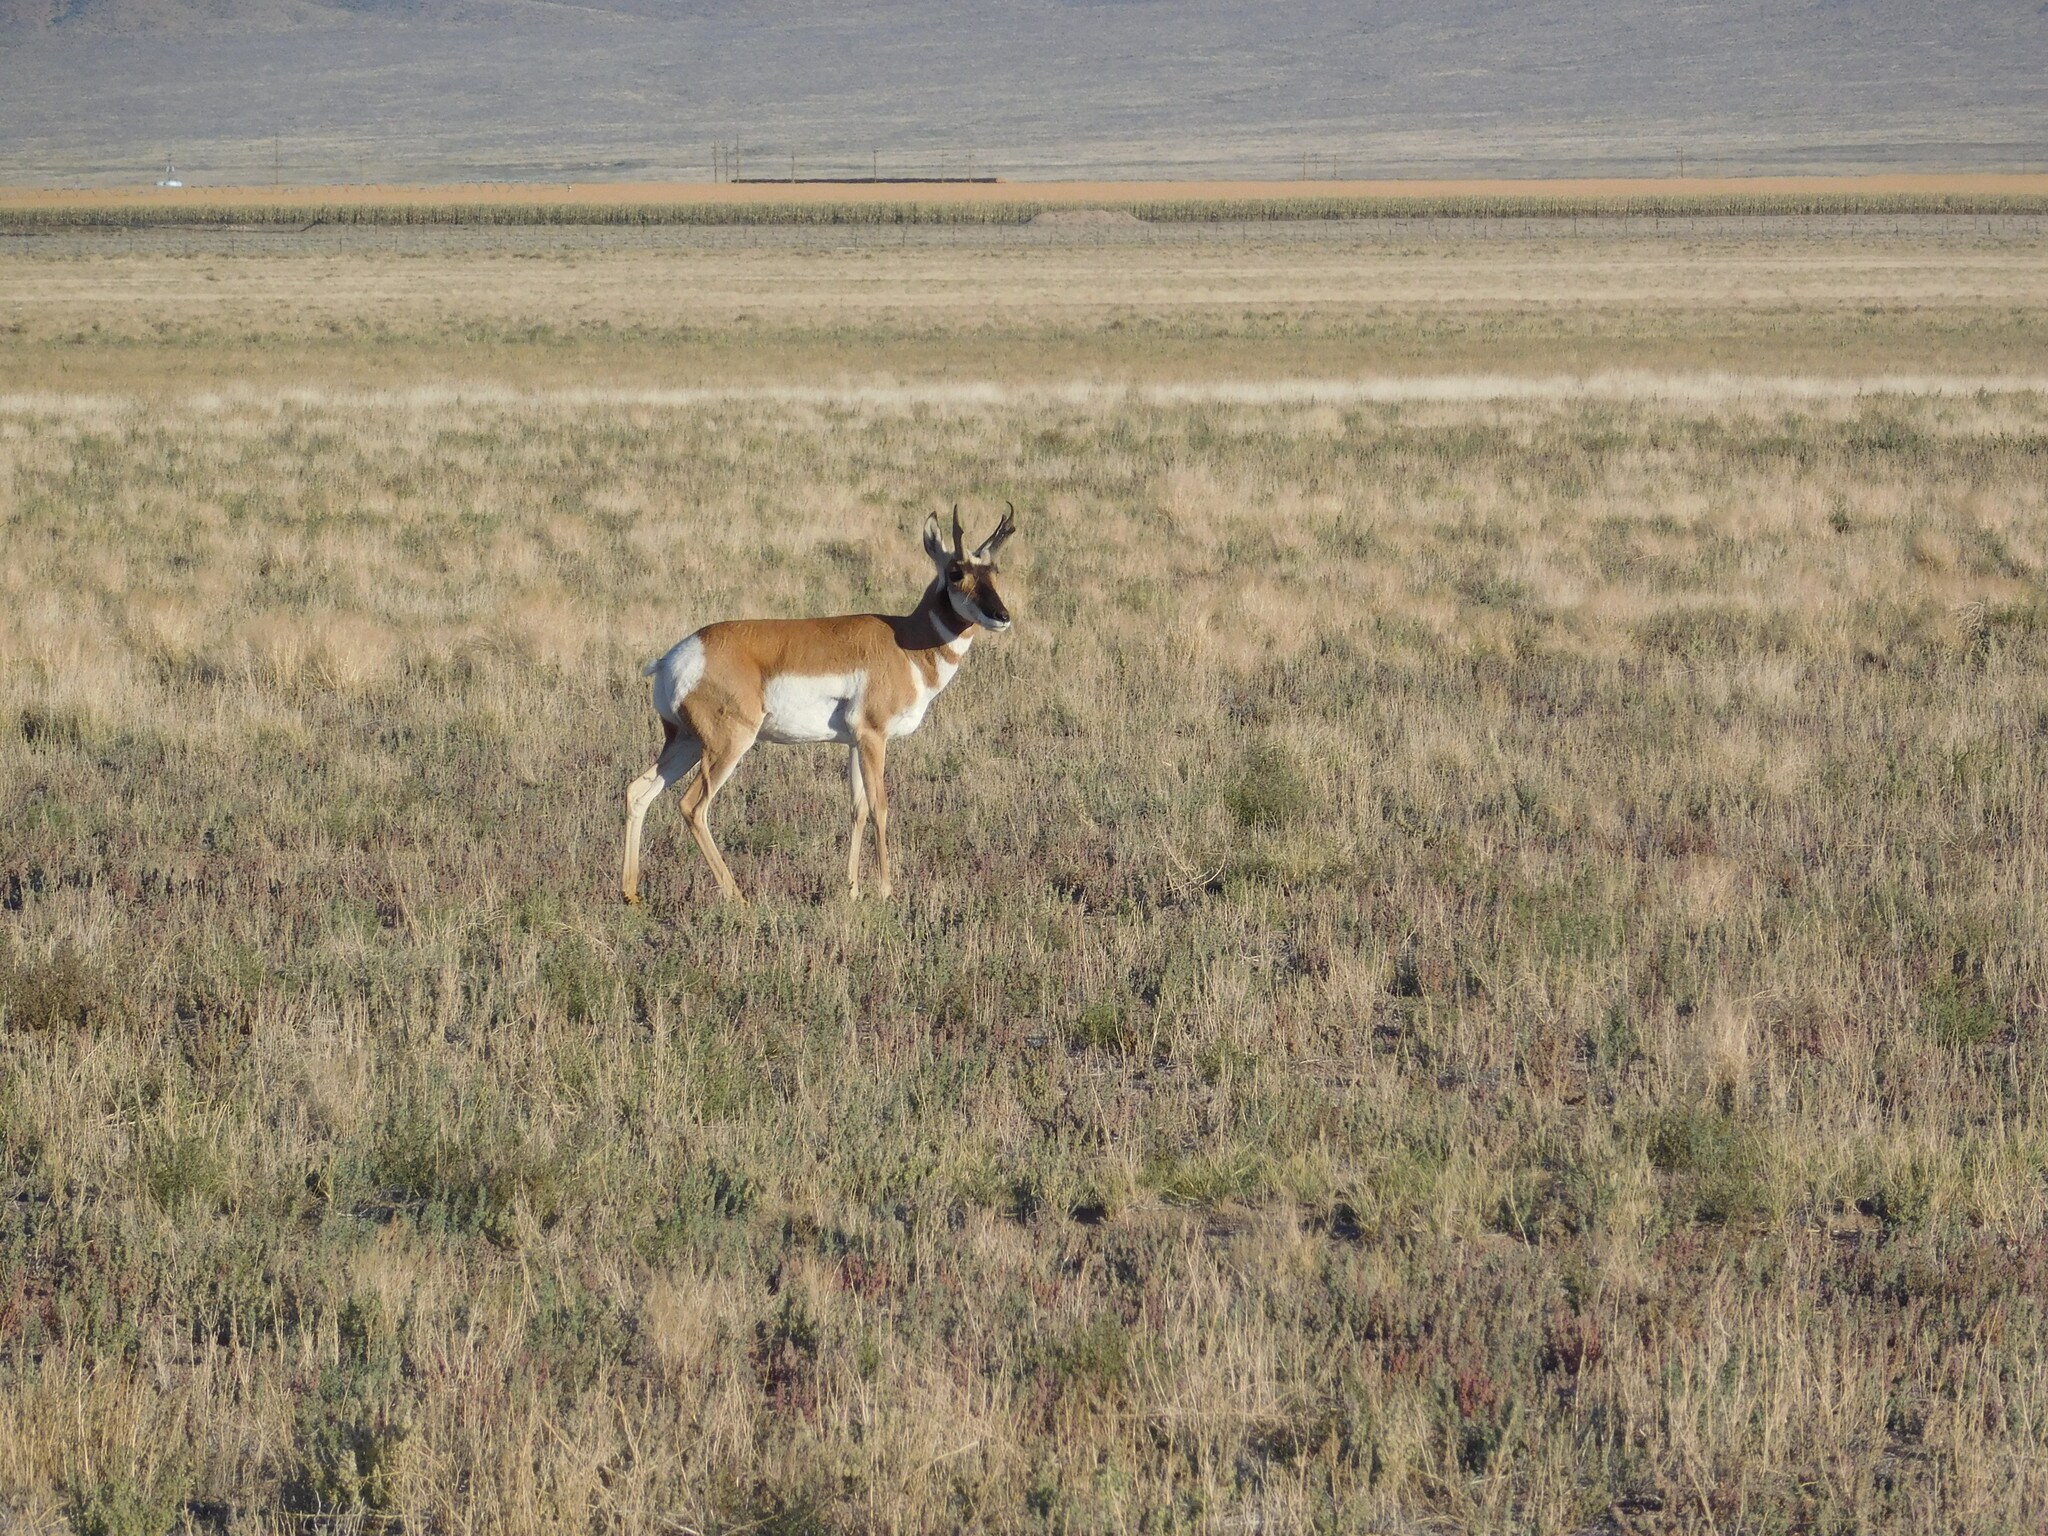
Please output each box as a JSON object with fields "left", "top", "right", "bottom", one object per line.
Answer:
{"left": 3, "top": 1, "right": 2044, "bottom": 183}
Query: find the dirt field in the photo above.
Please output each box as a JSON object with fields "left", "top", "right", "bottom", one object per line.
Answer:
{"left": 5, "top": 172, "right": 2048, "bottom": 211}
{"left": 3, "top": 222, "right": 2047, "bottom": 1533}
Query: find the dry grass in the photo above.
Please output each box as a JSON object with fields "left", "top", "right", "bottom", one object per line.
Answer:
{"left": 4, "top": 220, "right": 2047, "bottom": 397}
{"left": 2, "top": 226, "right": 2047, "bottom": 1534}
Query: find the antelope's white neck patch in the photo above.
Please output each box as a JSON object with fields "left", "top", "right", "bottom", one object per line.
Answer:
{"left": 940, "top": 587, "right": 975, "bottom": 635}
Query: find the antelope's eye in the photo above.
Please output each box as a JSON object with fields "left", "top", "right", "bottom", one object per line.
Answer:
{"left": 947, "top": 564, "right": 964, "bottom": 581}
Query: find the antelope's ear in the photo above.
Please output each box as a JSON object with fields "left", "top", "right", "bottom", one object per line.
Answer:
{"left": 922, "top": 513, "right": 949, "bottom": 565}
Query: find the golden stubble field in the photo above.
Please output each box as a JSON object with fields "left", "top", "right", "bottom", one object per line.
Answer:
{"left": 2, "top": 220, "right": 2047, "bottom": 1533}
{"left": 3, "top": 218, "right": 2048, "bottom": 390}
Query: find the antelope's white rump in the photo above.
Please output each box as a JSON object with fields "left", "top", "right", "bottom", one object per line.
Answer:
{"left": 644, "top": 634, "right": 707, "bottom": 725}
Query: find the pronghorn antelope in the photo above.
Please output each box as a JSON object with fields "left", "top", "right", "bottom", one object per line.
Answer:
{"left": 622, "top": 505, "right": 1017, "bottom": 904}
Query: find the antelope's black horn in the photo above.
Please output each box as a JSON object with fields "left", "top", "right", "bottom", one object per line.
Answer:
{"left": 976, "top": 501, "right": 1017, "bottom": 559}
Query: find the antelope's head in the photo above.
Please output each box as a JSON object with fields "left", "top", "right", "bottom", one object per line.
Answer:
{"left": 924, "top": 503, "right": 1017, "bottom": 633}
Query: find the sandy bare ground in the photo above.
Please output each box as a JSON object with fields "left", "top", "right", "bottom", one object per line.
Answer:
{"left": 4, "top": 172, "right": 2047, "bottom": 210}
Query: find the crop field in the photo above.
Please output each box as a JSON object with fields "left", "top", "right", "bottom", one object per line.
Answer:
{"left": 2, "top": 219, "right": 2047, "bottom": 1533}
{"left": 4, "top": 174, "right": 2048, "bottom": 230}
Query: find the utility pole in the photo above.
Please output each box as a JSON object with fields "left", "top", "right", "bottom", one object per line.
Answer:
{"left": 273, "top": 132, "right": 280, "bottom": 186}
{"left": 1677, "top": 147, "right": 1686, "bottom": 178}
{"left": 872, "top": 148, "right": 878, "bottom": 182}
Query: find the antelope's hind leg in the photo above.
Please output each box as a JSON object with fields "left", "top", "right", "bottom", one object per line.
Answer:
{"left": 678, "top": 719, "right": 758, "bottom": 903}
{"left": 622, "top": 721, "right": 704, "bottom": 904}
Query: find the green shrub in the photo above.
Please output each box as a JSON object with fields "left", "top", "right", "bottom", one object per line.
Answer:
{"left": 537, "top": 933, "right": 613, "bottom": 1024}
{"left": 142, "top": 1133, "right": 226, "bottom": 1214}
{"left": 1067, "top": 998, "right": 1138, "bottom": 1053}
{"left": 283, "top": 1368, "right": 408, "bottom": 1519}
{"left": 356, "top": 1094, "right": 569, "bottom": 1241}
{"left": 63, "top": 1468, "right": 190, "bottom": 1536}
{"left": 283, "top": 1295, "right": 408, "bottom": 1519}
{"left": 1923, "top": 969, "right": 2004, "bottom": 1048}
{"left": 753, "top": 1292, "right": 821, "bottom": 1419}
{"left": 1224, "top": 742, "right": 1314, "bottom": 830}
{"left": 1591, "top": 1004, "right": 1644, "bottom": 1069}
{"left": 526, "top": 1274, "right": 639, "bottom": 1404}
{"left": 1145, "top": 1148, "right": 1274, "bottom": 1207}
{"left": 1052, "top": 1314, "right": 1131, "bottom": 1401}
{"left": 1865, "top": 1160, "right": 1938, "bottom": 1233}
{"left": 1646, "top": 1106, "right": 1766, "bottom": 1225}
{"left": 641, "top": 1157, "right": 760, "bottom": 1260}
{"left": 0, "top": 944, "right": 116, "bottom": 1033}
{"left": 1498, "top": 1145, "right": 1607, "bottom": 1241}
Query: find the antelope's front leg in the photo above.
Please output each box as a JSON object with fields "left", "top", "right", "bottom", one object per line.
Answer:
{"left": 846, "top": 743, "right": 870, "bottom": 897}
{"left": 857, "top": 732, "right": 891, "bottom": 898}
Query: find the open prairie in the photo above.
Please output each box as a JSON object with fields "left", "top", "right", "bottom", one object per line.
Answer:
{"left": 3, "top": 218, "right": 2048, "bottom": 1533}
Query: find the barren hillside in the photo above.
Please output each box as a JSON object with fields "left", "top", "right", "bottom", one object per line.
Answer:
{"left": 2, "top": 0, "right": 2044, "bottom": 185}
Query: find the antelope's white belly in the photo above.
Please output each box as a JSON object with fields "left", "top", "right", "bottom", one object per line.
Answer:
{"left": 760, "top": 672, "right": 864, "bottom": 745}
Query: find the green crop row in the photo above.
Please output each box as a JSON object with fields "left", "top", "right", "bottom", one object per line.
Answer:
{"left": 1132, "top": 191, "right": 2048, "bottom": 221}
{"left": 3, "top": 189, "right": 2046, "bottom": 230}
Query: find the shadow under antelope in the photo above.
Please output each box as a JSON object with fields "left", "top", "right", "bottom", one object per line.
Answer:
{"left": 622, "top": 505, "right": 1018, "bottom": 904}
